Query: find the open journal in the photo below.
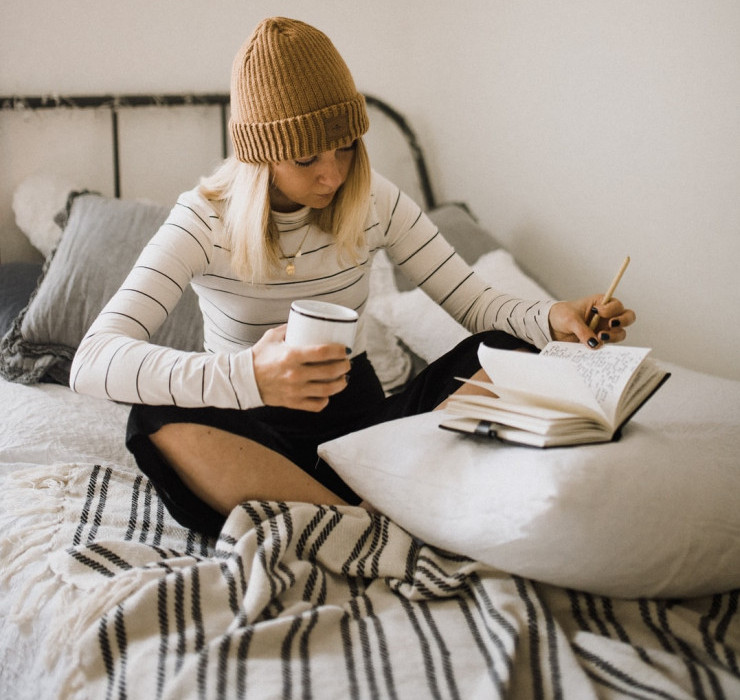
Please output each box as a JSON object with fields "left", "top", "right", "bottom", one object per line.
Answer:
{"left": 440, "top": 341, "right": 670, "bottom": 447}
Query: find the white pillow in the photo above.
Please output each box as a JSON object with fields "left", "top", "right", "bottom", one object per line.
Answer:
{"left": 376, "top": 249, "right": 553, "bottom": 364}
{"left": 12, "top": 173, "right": 80, "bottom": 257}
{"left": 365, "top": 252, "right": 414, "bottom": 392}
{"left": 319, "top": 361, "right": 740, "bottom": 598}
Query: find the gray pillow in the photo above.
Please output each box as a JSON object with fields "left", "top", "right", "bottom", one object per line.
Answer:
{"left": 393, "top": 202, "right": 500, "bottom": 291}
{"left": 0, "top": 193, "right": 203, "bottom": 385}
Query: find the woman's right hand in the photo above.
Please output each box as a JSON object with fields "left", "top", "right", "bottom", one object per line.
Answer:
{"left": 251, "top": 325, "right": 351, "bottom": 411}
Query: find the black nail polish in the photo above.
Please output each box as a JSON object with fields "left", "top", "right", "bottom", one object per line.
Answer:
{"left": 610, "top": 319, "right": 621, "bottom": 328}
{"left": 345, "top": 347, "right": 352, "bottom": 355}
{"left": 600, "top": 332, "right": 610, "bottom": 342}
{"left": 588, "top": 338, "right": 598, "bottom": 348}
{"left": 591, "top": 306, "right": 598, "bottom": 315}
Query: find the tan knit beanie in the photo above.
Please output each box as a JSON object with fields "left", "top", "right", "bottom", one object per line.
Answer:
{"left": 229, "top": 17, "right": 369, "bottom": 164}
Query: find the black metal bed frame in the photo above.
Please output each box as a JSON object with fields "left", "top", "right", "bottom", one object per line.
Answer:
{"left": 0, "top": 93, "right": 436, "bottom": 210}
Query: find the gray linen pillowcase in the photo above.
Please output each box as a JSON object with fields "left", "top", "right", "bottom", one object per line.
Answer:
{"left": 0, "top": 193, "right": 203, "bottom": 385}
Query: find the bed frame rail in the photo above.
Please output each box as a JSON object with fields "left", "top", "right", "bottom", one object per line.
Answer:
{"left": 0, "top": 93, "right": 436, "bottom": 210}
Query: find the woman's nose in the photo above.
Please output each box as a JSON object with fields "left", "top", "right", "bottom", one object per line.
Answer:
{"left": 316, "top": 156, "right": 344, "bottom": 187}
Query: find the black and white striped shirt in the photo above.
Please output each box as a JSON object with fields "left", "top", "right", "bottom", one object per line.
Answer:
{"left": 70, "top": 171, "right": 554, "bottom": 408}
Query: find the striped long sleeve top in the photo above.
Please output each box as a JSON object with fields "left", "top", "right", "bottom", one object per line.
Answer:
{"left": 70, "top": 171, "right": 554, "bottom": 409}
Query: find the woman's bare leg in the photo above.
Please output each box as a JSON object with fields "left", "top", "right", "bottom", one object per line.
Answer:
{"left": 433, "top": 368, "right": 494, "bottom": 411}
{"left": 433, "top": 345, "right": 535, "bottom": 411}
{"left": 150, "top": 423, "right": 348, "bottom": 516}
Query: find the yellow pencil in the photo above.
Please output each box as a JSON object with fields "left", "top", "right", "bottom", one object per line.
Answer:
{"left": 589, "top": 256, "right": 630, "bottom": 330}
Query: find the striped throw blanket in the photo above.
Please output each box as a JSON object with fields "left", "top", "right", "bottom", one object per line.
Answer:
{"left": 3, "top": 463, "right": 739, "bottom": 699}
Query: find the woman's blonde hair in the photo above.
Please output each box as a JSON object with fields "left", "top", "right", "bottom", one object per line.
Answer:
{"left": 199, "top": 139, "right": 372, "bottom": 283}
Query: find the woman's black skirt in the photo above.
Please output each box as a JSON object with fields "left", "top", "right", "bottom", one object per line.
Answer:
{"left": 126, "top": 330, "right": 533, "bottom": 535}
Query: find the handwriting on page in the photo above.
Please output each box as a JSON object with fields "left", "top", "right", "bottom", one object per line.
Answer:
{"left": 541, "top": 345, "right": 643, "bottom": 407}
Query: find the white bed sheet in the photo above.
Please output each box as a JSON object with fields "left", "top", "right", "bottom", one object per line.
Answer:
{"left": 0, "top": 380, "right": 133, "bottom": 473}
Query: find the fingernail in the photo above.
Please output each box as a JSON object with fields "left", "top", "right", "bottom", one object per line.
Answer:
{"left": 600, "top": 332, "right": 610, "bottom": 342}
{"left": 610, "top": 319, "right": 621, "bottom": 328}
{"left": 345, "top": 347, "right": 352, "bottom": 355}
{"left": 588, "top": 338, "right": 599, "bottom": 348}
{"left": 591, "top": 306, "right": 598, "bottom": 315}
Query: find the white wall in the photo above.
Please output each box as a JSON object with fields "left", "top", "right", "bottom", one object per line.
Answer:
{"left": 2, "top": 0, "right": 739, "bottom": 380}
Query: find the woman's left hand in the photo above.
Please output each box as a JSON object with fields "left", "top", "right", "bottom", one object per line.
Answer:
{"left": 549, "top": 296, "right": 636, "bottom": 347}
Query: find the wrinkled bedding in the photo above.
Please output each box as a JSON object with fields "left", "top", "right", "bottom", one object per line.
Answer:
{"left": 1, "top": 379, "right": 739, "bottom": 699}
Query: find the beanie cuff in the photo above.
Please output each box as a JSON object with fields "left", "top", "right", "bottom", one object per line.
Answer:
{"left": 230, "top": 94, "right": 369, "bottom": 164}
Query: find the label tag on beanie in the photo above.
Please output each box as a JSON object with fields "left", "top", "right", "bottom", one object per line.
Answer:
{"left": 323, "top": 113, "right": 350, "bottom": 141}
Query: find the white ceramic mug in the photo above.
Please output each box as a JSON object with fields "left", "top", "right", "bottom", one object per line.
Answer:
{"left": 284, "top": 300, "right": 359, "bottom": 350}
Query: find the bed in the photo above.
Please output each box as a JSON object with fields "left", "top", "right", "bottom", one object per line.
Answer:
{"left": 1, "top": 93, "right": 739, "bottom": 700}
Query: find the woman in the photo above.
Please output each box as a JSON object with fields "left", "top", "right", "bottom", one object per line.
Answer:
{"left": 70, "top": 17, "right": 634, "bottom": 536}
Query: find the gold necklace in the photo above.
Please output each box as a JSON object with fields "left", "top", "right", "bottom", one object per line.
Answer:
{"left": 278, "top": 226, "right": 311, "bottom": 276}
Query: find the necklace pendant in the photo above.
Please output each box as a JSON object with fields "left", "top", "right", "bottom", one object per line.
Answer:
{"left": 285, "top": 261, "right": 296, "bottom": 276}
